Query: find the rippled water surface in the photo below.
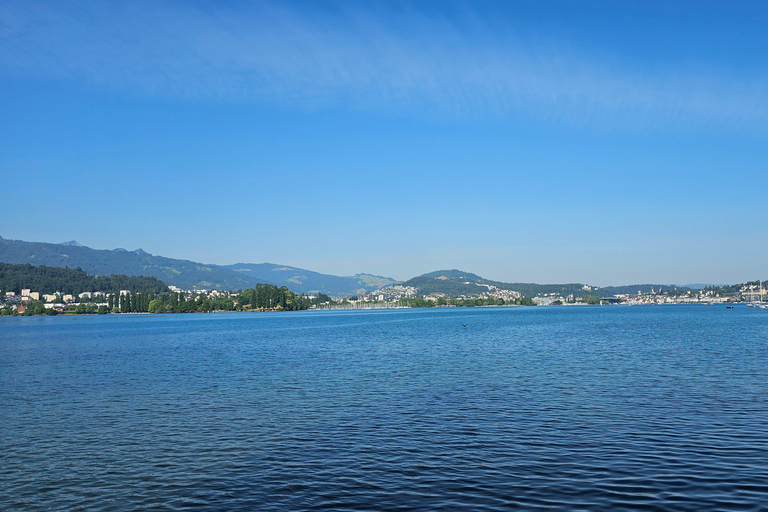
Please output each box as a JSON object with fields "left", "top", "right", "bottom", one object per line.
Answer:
{"left": 2, "top": 306, "right": 768, "bottom": 511}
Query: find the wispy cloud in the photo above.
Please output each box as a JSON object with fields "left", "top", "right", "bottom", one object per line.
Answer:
{"left": 1, "top": 1, "right": 765, "bottom": 130}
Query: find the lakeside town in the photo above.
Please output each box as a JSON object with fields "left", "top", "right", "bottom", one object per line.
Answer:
{"left": 1, "top": 285, "right": 240, "bottom": 316}
{"left": 332, "top": 281, "right": 767, "bottom": 308}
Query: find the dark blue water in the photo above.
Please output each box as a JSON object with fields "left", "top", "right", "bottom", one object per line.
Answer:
{"left": 2, "top": 306, "right": 768, "bottom": 511}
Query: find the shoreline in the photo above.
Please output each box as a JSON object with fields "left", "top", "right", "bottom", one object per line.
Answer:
{"left": 0, "top": 301, "right": 751, "bottom": 319}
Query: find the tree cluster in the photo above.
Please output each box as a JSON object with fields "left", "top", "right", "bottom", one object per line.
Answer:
{"left": 106, "top": 292, "right": 156, "bottom": 313}
{"left": 147, "top": 292, "right": 237, "bottom": 314}
{"left": 237, "top": 284, "right": 310, "bottom": 311}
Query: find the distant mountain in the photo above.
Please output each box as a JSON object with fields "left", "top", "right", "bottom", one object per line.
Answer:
{"left": 0, "top": 236, "right": 399, "bottom": 295}
{"left": 221, "top": 263, "right": 399, "bottom": 295}
{"left": 0, "top": 236, "right": 267, "bottom": 291}
{"left": 677, "top": 283, "right": 724, "bottom": 290}
{"left": 404, "top": 269, "right": 604, "bottom": 298}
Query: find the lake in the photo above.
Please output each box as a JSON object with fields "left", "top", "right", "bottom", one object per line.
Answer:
{"left": 2, "top": 306, "right": 767, "bottom": 510}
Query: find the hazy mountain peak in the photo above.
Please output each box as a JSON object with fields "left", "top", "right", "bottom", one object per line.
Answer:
{"left": 353, "top": 273, "right": 398, "bottom": 280}
{"left": 419, "top": 269, "right": 484, "bottom": 281}
{"left": 60, "top": 240, "right": 85, "bottom": 247}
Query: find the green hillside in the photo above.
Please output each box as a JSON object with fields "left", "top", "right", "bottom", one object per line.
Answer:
{"left": 0, "top": 262, "right": 168, "bottom": 295}
{"left": 352, "top": 273, "right": 401, "bottom": 290}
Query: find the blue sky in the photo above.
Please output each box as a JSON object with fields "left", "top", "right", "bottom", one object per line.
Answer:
{"left": 1, "top": 0, "right": 766, "bottom": 285}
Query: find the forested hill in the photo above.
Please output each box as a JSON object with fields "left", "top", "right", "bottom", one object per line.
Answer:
{"left": 403, "top": 270, "right": 498, "bottom": 296}
{"left": 0, "top": 237, "right": 399, "bottom": 294}
{"left": 403, "top": 270, "right": 595, "bottom": 297}
{"left": 0, "top": 262, "right": 169, "bottom": 295}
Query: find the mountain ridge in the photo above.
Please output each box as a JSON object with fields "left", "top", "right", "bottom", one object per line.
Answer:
{"left": 0, "top": 237, "right": 700, "bottom": 298}
{"left": 220, "top": 262, "right": 400, "bottom": 295}
{"left": 0, "top": 237, "right": 399, "bottom": 295}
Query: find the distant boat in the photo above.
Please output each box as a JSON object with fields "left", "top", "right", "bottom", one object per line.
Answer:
{"left": 746, "top": 280, "right": 765, "bottom": 308}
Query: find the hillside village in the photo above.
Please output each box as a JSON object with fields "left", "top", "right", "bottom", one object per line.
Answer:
{"left": 344, "top": 281, "right": 765, "bottom": 307}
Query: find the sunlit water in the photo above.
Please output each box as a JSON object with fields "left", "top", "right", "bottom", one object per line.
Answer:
{"left": 2, "top": 306, "right": 767, "bottom": 511}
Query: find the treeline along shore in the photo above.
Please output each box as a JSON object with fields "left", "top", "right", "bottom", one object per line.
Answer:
{"left": 0, "top": 262, "right": 326, "bottom": 316}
